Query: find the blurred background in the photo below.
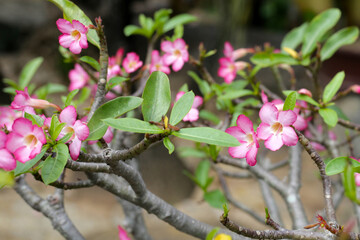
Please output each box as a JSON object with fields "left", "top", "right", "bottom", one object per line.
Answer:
{"left": 0, "top": 0, "right": 360, "bottom": 239}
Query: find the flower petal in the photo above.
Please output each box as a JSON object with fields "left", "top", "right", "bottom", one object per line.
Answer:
{"left": 172, "top": 58, "right": 184, "bottom": 72}
{"left": 161, "top": 41, "right": 174, "bottom": 52}
{"left": 259, "top": 103, "right": 278, "bottom": 124}
{"left": 183, "top": 108, "right": 199, "bottom": 122}
{"left": 236, "top": 115, "right": 254, "bottom": 134}
{"left": 56, "top": 19, "right": 73, "bottom": 34}
{"left": 60, "top": 105, "right": 77, "bottom": 125}
{"left": 11, "top": 118, "right": 33, "bottom": 137}
{"left": 256, "top": 123, "right": 272, "bottom": 141}
{"left": 59, "top": 34, "right": 74, "bottom": 48}
{"left": 0, "top": 149, "right": 16, "bottom": 171}
{"left": 72, "top": 20, "right": 88, "bottom": 34}
{"left": 73, "top": 120, "right": 89, "bottom": 141}
{"left": 225, "top": 126, "right": 246, "bottom": 143}
{"left": 192, "top": 96, "right": 203, "bottom": 109}
{"left": 14, "top": 146, "right": 32, "bottom": 163}
{"left": 245, "top": 144, "right": 258, "bottom": 166}
{"left": 282, "top": 126, "right": 298, "bottom": 146}
{"left": 278, "top": 110, "right": 297, "bottom": 126}
{"left": 173, "top": 38, "right": 186, "bottom": 49}
{"left": 69, "top": 40, "right": 82, "bottom": 54}
{"left": 0, "top": 131, "right": 7, "bottom": 149}
{"left": 264, "top": 134, "right": 283, "bottom": 151}
{"left": 228, "top": 144, "right": 249, "bottom": 158}
{"left": 69, "top": 137, "right": 82, "bottom": 160}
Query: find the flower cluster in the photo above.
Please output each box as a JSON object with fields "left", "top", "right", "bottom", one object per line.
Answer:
{"left": 0, "top": 89, "right": 91, "bottom": 171}
{"left": 226, "top": 102, "right": 299, "bottom": 166}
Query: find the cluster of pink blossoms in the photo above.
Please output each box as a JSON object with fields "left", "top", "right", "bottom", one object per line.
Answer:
{"left": 218, "top": 42, "right": 254, "bottom": 84}
{"left": 226, "top": 102, "right": 299, "bottom": 166}
{"left": 0, "top": 89, "right": 90, "bottom": 171}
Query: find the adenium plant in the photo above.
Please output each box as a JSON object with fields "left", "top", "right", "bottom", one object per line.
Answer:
{"left": 1, "top": 2, "right": 360, "bottom": 240}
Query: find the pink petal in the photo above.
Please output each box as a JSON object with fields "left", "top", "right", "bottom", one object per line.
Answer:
{"left": 311, "top": 142, "right": 326, "bottom": 151}
{"left": 163, "top": 53, "right": 177, "bottom": 66}
{"left": 79, "top": 34, "right": 88, "bottom": 49}
{"left": 103, "top": 127, "right": 113, "bottom": 143}
{"left": 278, "top": 110, "right": 297, "bottom": 126}
{"left": 236, "top": 115, "right": 254, "bottom": 134}
{"left": 192, "top": 96, "right": 203, "bottom": 109}
{"left": 73, "top": 120, "right": 89, "bottom": 141}
{"left": 183, "top": 108, "right": 199, "bottom": 122}
{"left": 29, "top": 143, "right": 42, "bottom": 159}
{"left": 0, "top": 131, "right": 7, "bottom": 149}
{"left": 151, "top": 50, "right": 161, "bottom": 63}
{"left": 264, "top": 134, "right": 283, "bottom": 151}
{"left": 175, "top": 91, "right": 185, "bottom": 102}
{"left": 5, "top": 133, "right": 23, "bottom": 153}
{"left": 281, "top": 126, "right": 298, "bottom": 146}
{"left": 261, "top": 90, "right": 268, "bottom": 103}
{"left": 59, "top": 34, "right": 74, "bottom": 48}
{"left": 245, "top": 144, "right": 258, "bottom": 166}
{"left": 226, "top": 126, "right": 246, "bottom": 143}
{"left": 14, "top": 146, "right": 32, "bottom": 163}
{"left": 0, "top": 149, "right": 16, "bottom": 171}
{"left": 72, "top": 20, "right": 88, "bottom": 34}
{"left": 173, "top": 38, "right": 186, "bottom": 49}
{"left": 69, "top": 40, "right": 82, "bottom": 54}
{"left": 256, "top": 123, "right": 272, "bottom": 141}
{"left": 12, "top": 118, "right": 33, "bottom": 137}
{"left": 228, "top": 144, "right": 249, "bottom": 158}
{"left": 60, "top": 106, "right": 77, "bottom": 125}
{"left": 223, "top": 42, "right": 234, "bottom": 58}
{"left": 293, "top": 115, "right": 307, "bottom": 131}
{"left": 161, "top": 41, "right": 174, "bottom": 52}
{"left": 118, "top": 225, "right": 131, "bottom": 240}
{"left": 69, "top": 137, "right": 82, "bottom": 160}
{"left": 172, "top": 58, "right": 184, "bottom": 72}
{"left": 259, "top": 103, "right": 278, "bottom": 124}
{"left": 56, "top": 19, "right": 73, "bottom": 34}
{"left": 32, "top": 125, "right": 46, "bottom": 144}
{"left": 355, "top": 173, "right": 360, "bottom": 187}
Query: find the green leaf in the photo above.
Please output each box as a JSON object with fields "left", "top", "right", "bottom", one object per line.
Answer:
{"left": 79, "top": 56, "right": 100, "bottom": 71}
{"left": 41, "top": 143, "right": 69, "bottom": 185}
{"left": 281, "top": 22, "right": 308, "bottom": 51}
{"left": 3, "top": 87, "right": 16, "bottom": 95}
{"left": 48, "top": 0, "right": 100, "bottom": 49}
{"left": 102, "top": 118, "right": 164, "bottom": 134}
{"left": 321, "top": 27, "right": 359, "bottom": 61}
{"left": 204, "top": 190, "right": 227, "bottom": 209}
{"left": 319, "top": 108, "right": 338, "bottom": 127}
{"left": 172, "top": 127, "right": 240, "bottom": 147}
{"left": 65, "top": 89, "right": 79, "bottom": 107}
{"left": 170, "top": 91, "right": 194, "bottom": 125}
{"left": 0, "top": 170, "right": 14, "bottom": 189}
{"left": 218, "top": 89, "right": 253, "bottom": 100}
{"left": 322, "top": 71, "right": 345, "bottom": 103}
{"left": 76, "top": 87, "right": 91, "bottom": 105}
{"left": 124, "top": 25, "right": 148, "bottom": 37}
{"left": 107, "top": 76, "right": 129, "bottom": 90}
{"left": 177, "top": 147, "right": 207, "bottom": 158}
{"left": 343, "top": 165, "right": 357, "bottom": 201}
{"left": 195, "top": 160, "right": 211, "bottom": 189}
{"left": 57, "top": 132, "right": 73, "bottom": 144}
{"left": 199, "top": 110, "right": 221, "bottom": 125}
{"left": 14, "top": 145, "right": 49, "bottom": 176}
{"left": 3, "top": 78, "right": 19, "bottom": 89}
{"left": 163, "top": 14, "right": 197, "bottom": 33}
{"left": 301, "top": 8, "right": 341, "bottom": 57}
{"left": 49, "top": 115, "right": 66, "bottom": 141}
{"left": 283, "top": 90, "right": 319, "bottom": 106}
{"left": 325, "top": 156, "right": 348, "bottom": 175}
{"left": 142, "top": 71, "right": 171, "bottom": 122}
{"left": 35, "top": 83, "right": 67, "bottom": 99}
{"left": 87, "top": 96, "right": 143, "bottom": 140}
{"left": 205, "top": 228, "right": 220, "bottom": 240}
{"left": 251, "top": 52, "right": 299, "bottom": 67}
{"left": 163, "top": 137, "right": 175, "bottom": 154}
{"left": 283, "top": 91, "right": 297, "bottom": 111}
{"left": 19, "top": 57, "right": 43, "bottom": 89}
{"left": 328, "top": 105, "right": 349, "bottom": 121}
{"left": 24, "top": 112, "right": 44, "bottom": 127}
{"left": 187, "top": 71, "right": 211, "bottom": 96}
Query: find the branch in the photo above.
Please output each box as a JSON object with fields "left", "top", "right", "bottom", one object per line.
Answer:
{"left": 66, "top": 159, "right": 111, "bottom": 173}
{"left": 338, "top": 119, "right": 360, "bottom": 132}
{"left": 88, "top": 17, "right": 109, "bottom": 120}
{"left": 294, "top": 129, "right": 337, "bottom": 224}
{"left": 13, "top": 176, "right": 84, "bottom": 240}
{"left": 220, "top": 214, "right": 328, "bottom": 240}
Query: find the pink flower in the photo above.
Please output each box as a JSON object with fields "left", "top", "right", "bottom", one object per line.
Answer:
{"left": 149, "top": 50, "right": 171, "bottom": 74}
{"left": 351, "top": 85, "right": 360, "bottom": 94}
{"left": 56, "top": 19, "right": 88, "bottom": 54}
{"left": 11, "top": 87, "right": 61, "bottom": 111}
{"left": 161, "top": 38, "right": 189, "bottom": 72}
{"left": 6, "top": 118, "right": 46, "bottom": 163}
{"left": 0, "top": 131, "right": 16, "bottom": 171}
{"left": 298, "top": 88, "right": 312, "bottom": 97}
{"left": 122, "top": 52, "right": 143, "bottom": 74}
{"left": 175, "top": 91, "right": 203, "bottom": 122}
{"left": 108, "top": 56, "right": 122, "bottom": 79}
{"left": 218, "top": 58, "right": 247, "bottom": 84}
{"left": 118, "top": 225, "right": 130, "bottom": 240}
{"left": 223, "top": 42, "right": 254, "bottom": 60}
{"left": 225, "top": 115, "right": 259, "bottom": 166}
{"left": 69, "top": 64, "right": 90, "bottom": 91}
{"left": 59, "top": 106, "right": 89, "bottom": 160}
{"left": 355, "top": 173, "right": 360, "bottom": 186}
{"left": 0, "top": 106, "right": 22, "bottom": 131}
{"left": 115, "top": 48, "right": 124, "bottom": 65}
{"left": 257, "top": 103, "right": 298, "bottom": 151}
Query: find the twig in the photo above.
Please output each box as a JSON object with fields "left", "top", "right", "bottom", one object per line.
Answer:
{"left": 88, "top": 17, "right": 109, "bottom": 120}
{"left": 66, "top": 159, "right": 111, "bottom": 173}
{"left": 338, "top": 119, "right": 360, "bottom": 132}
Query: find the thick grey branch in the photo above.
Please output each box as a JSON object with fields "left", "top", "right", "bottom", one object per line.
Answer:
{"left": 13, "top": 176, "right": 84, "bottom": 240}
